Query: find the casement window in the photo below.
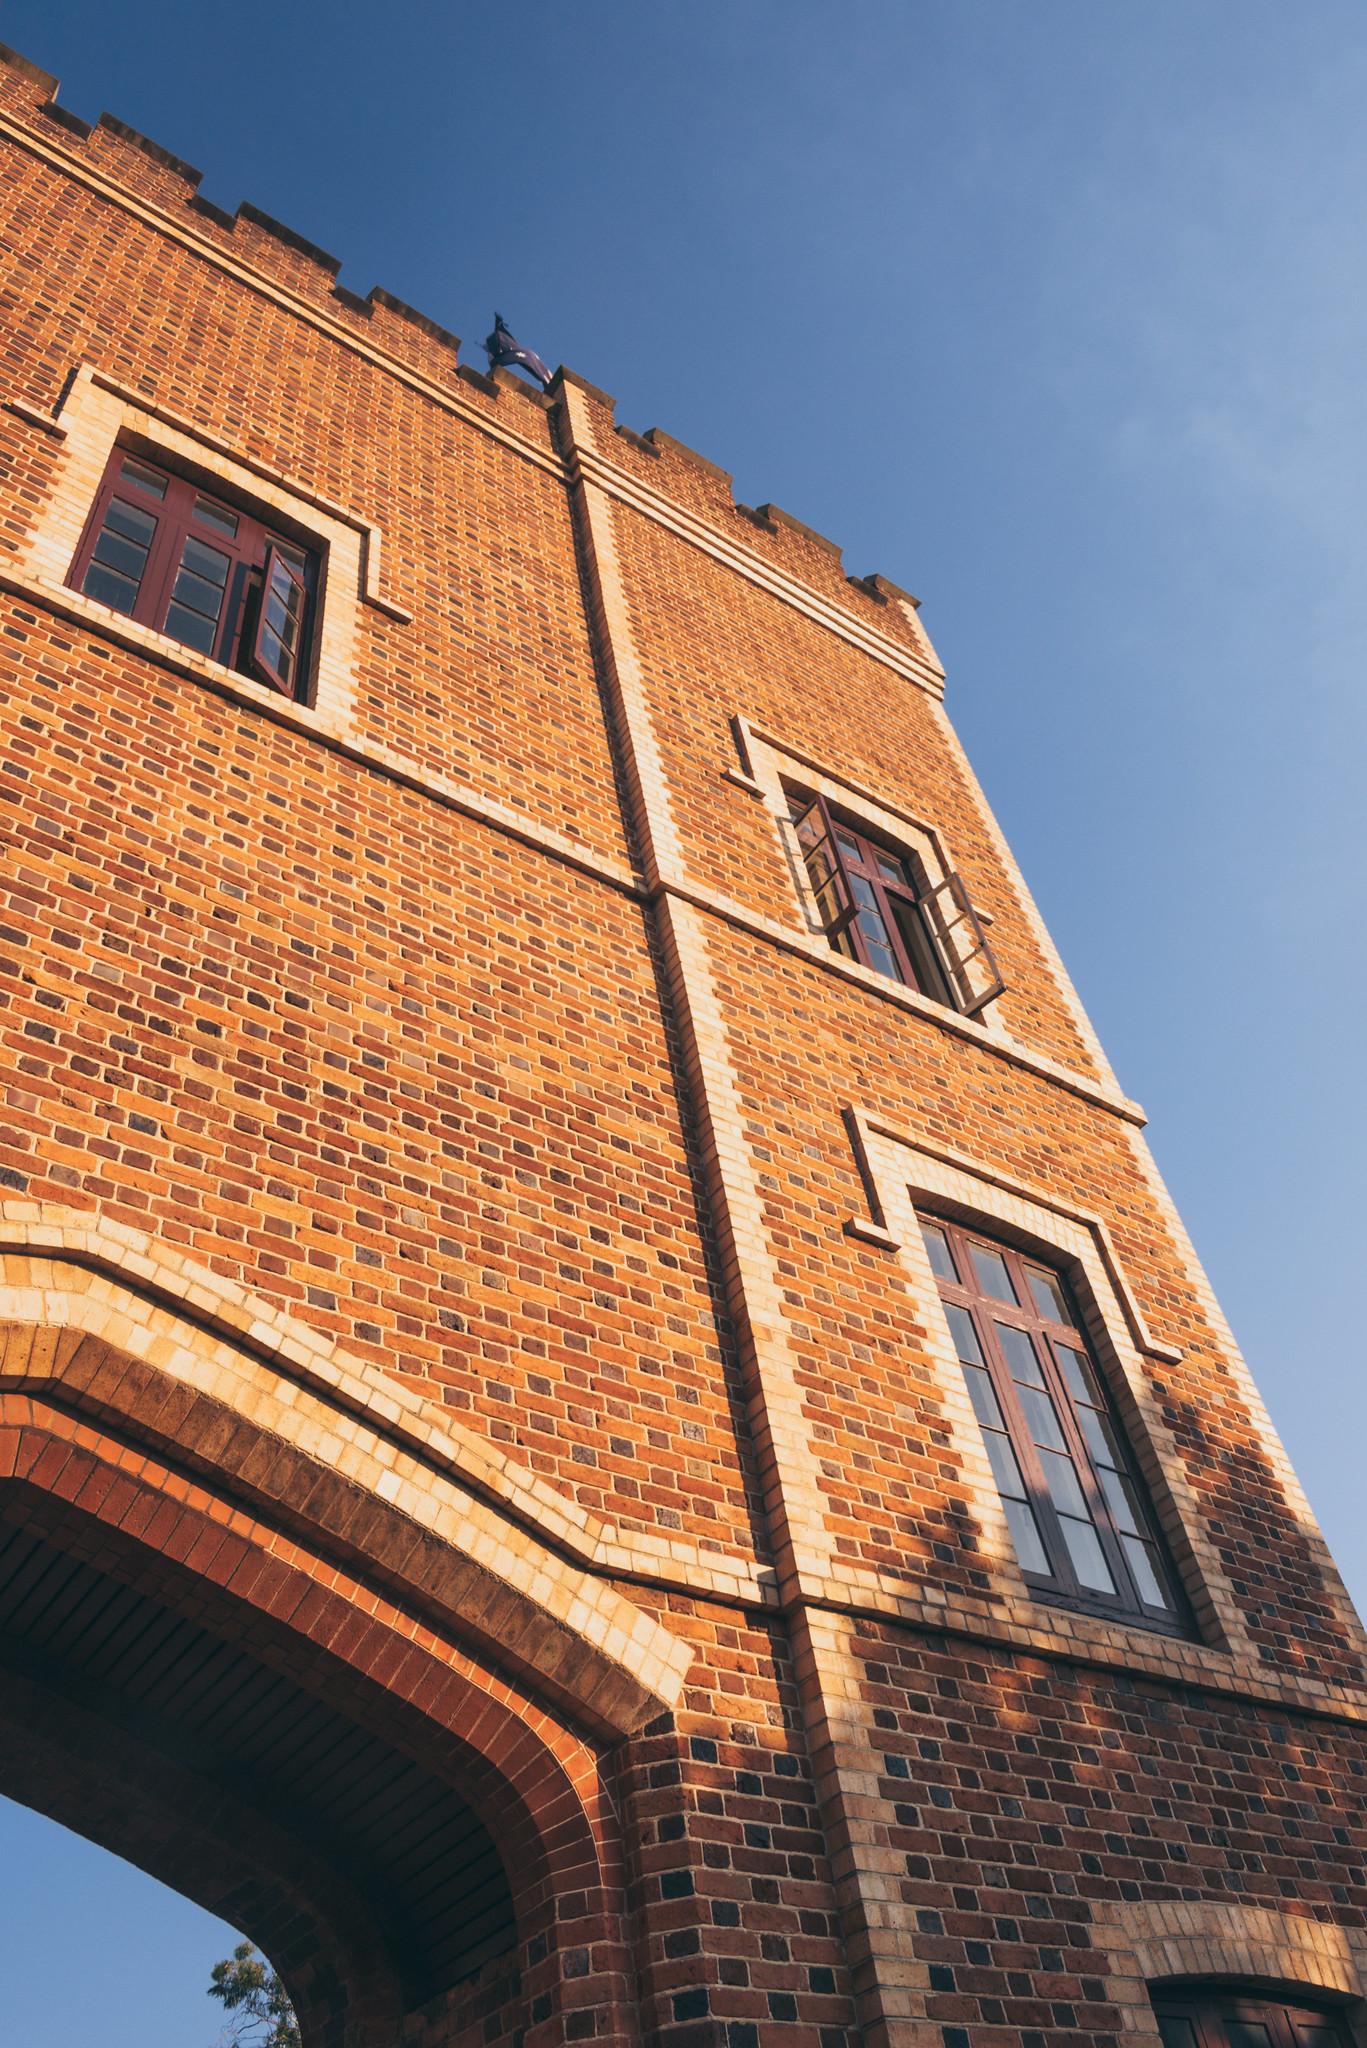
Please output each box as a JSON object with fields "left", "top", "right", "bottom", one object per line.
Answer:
{"left": 68, "top": 448, "right": 317, "bottom": 698}
{"left": 920, "top": 1213, "right": 1184, "bottom": 1629}
{"left": 789, "top": 789, "right": 1003, "bottom": 1015}
{"left": 1153, "top": 1987, "right": 1352, "bottom": 2048}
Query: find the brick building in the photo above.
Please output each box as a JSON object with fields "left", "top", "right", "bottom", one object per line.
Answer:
{"left": 0, "top": 37, "right": 1363, "bottom": 2048}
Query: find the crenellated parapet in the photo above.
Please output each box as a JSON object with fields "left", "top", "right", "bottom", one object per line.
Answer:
{"left": 0, "top": 40, "right": 929, "bottom": 646}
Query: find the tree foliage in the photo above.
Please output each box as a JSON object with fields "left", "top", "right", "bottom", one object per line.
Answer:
{"left": 208, "top": 1941, "right": 301, "bottom": 2048}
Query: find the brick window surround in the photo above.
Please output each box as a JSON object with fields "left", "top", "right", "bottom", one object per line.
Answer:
{"left": 838, "top": 1106, "right": 1251, "bottom": 1660}
{"left": 1088, "top": 1899, "right": 1367, "bottom": 2048}
{"left": 720, "top": 715, "right": 1006, "bottom": 1023}
{"left": 919, "top": 1211, "right": 1186, "bottom": 1632}
{"left": 7, "top": 362, "right": 412, "bottom": 735}
{"left": 69, "top": 446, "right": 317, "bottom": 697}
{"left": 789, "top": 787, "right": 1004, "bottom": 1015}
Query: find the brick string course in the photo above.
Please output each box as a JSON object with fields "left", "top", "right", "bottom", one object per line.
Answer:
{"left": 0, "top": 40, "right": 1365, "bottom": 2048}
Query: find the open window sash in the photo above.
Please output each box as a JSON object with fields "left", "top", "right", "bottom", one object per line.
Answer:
{"left": 791, "top": 793, "right": 859, "bottom": 939}
{"left": 914, "top": 871, "right": 1005, "bottom": 1016}
{"left": 250, "top": 546, "right": 309, "bottom": 697}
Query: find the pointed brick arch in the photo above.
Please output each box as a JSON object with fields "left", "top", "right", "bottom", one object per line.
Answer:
{"left": 0, "top": 1229, "right": 679, "bottom": 2048}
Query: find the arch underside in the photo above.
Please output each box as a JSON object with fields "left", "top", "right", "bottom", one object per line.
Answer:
{"left": 0, "top": 1483, "right": 521, "bottom": 2045}
{"left": 0, "top": 1491, "right": 517, "bottom": 1999}
{"left": 0, "top": 1292, "right": 651, "bottom": 2048}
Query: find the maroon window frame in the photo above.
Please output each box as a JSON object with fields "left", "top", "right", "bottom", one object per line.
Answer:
{"left": 68, "top": 447, "right": 317, "bottom": 698}
{"left": 1153, "top": 1986, "right": 1353, "bottom": 2048}
{"left": 789, "top": 789, "right": 1004, "bottom": 1015}
{"left": 921, "top": 1213, "right": 1188, "bottom": 1632}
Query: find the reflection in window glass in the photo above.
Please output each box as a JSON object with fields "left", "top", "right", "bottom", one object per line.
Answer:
{"left": 968, "top": 1243, "right": 1016, "bottom": 1303}
{"left": 1059, "top": 1516, "right": 1115, "bottom": 1593}
{"left": 920, "top": 1223, "right": 957, "bottom": 1284}
{"left": 1026, "top": 1267, "right": 1072, "bottom": 1323}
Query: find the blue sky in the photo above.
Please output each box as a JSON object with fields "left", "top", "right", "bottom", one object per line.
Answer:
{"left": 1, "top": 2, "right": 1365, "bottom": 2039}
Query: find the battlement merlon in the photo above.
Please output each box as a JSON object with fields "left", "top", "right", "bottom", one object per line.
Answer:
{"left": 0, "top": 38, "right": 936, "bottom": 671}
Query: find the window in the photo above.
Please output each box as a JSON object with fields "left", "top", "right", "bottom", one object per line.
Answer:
{"left": 1153, "top": 1987, "right": 1353, "bottom": 2048}
{"left": 920, "top": 1213, "right": 1184, "bottom": 1628}
{"left": 789, "top": 789, "right": 1003, "bottom": 1015}
{"left": 68, "top": 448, "right": 318, "bottom": 698}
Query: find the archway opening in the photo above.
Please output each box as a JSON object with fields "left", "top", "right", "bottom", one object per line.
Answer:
{"left": 0, "top": 1487, "right": 520, "bottom": 2048}
{"left": 0, "top": 1794, "right": 249, "bottom": 2048}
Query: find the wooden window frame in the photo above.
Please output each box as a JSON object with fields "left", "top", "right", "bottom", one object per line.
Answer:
{"left": 790, "top": 788, "right": 1003, "bottom": 1015}
{"left": 922, "top": 1212, "right": 1187, "bottom": 1632}
{"left": 1153, "top": 1985, "right": 1355, "bottom": 2048}
{"left": 68, "top": 446, "right": 318, "bottom": 699}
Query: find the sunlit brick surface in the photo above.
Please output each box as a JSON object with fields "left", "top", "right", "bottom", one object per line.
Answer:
{"left": 1, "top": 40, "right": 1366, "bottom": 2048}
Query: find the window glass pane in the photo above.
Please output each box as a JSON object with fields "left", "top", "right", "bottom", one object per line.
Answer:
{"left": 834, "top": 828, "right": 863, "bottom": 862}
{"left": 1156, "top": 2021, "right": 1199, "bottom": 2048}
{"left": 1053, "top": 1341, "right": 1105, "bottom": 1407}
{"left": 1027, "top": 1267, "right": 1072, "bottom": 1324}
{"left": 266, "top": 589, "right": 299, "bottom": 645}
{"left": 81, "top": 561, "right": 140, "bottom": 614}
{"left": 119, "top": 456, "right": 167, "bottom": 498}
{"left": 983, "top": 1430, "right": 1027, "bottom": 1502}
{"left": 1075, "top": 1405, "right": 1126, "bottom": 1472}
{"left": 1059, "top": 1517, "right": 1116, "bottom": 1593}
{"left": 994, "top": 1321, "right": 1045, "bottom": 1388}
{"left": 260, "top": 624, "right": 294, "bottom": 684}
{"left": 969, "top": 1244, "right": 1017, "bottom": 1303}
{"left": 1121, "top": 1535, "right": 1170, "bottom": 1609}
{"left": 171, "top": 566, "right": 227, "bottom": 619}
{"left": 808, "top": 852, "right": 837, "bottom": 896}
{"left": 273, "top": 537, "right": 308, "bottom": 573}
{"left": 1224, "top": 2026, "right": 1276, "bottom": 2048}
{"left": 850, "top": 875, "right": 878, "bottom": 909}
{"left": 874, "top": 850, "right": 908, "bottom": 886}
{"left": 920, "top": 1223, "right": 957, "bottom": 1283}
{"left": 1292, "top": 2028, "right": 1343, "bottom": 2048}
{"left": 104, "top": 497, "right": 158, "bottom": 545}
{"left": 943, "top": 1303, "right": 984, "bottom": 1368}
{"left": 1002, "top": 1498, "right": 1052, "bottom": 1577}
{"left": 793, "top": 805, "right": 824, "bottom": 849}
{"left": 92, "top": 527, "right": 152, "bottom": 581}
{"left": 1038, "top": 1447, "right": 1089, "bottom": 1520}
{"left": 963, "top": 1364, "right": 1005, "bottom": 1433}
{"left": 1017, "top": 1382, "right": 1068, "bottom": 1452}
{"left": 1098, "top": 1466, "right": 1143, "bottom": 1536}
{"left": 180, "top": 535, "right": 230, "bottom": 585}
{"left": 814, "top": 878, "right": 846, "bottom": 926}
{"left": 888, "top": 896, "right": 950, "bottom": 1003}
{"left": 163, "top": 601, "right": 219, "bottom": 654}
{"left": 860, "top": 931, "right": 899, "bottom": 979}
{"left": 193, "top": 494, "right": 239, "bottom": 536}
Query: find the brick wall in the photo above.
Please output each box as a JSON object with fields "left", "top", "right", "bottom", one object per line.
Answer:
{"left": 2, "top": 40, "right": 1366, "bottom": 2048}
